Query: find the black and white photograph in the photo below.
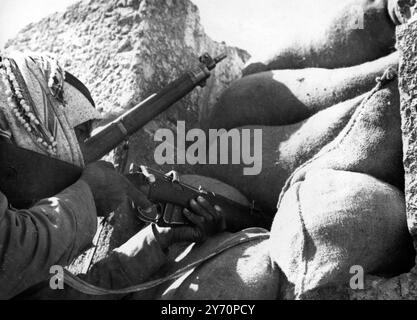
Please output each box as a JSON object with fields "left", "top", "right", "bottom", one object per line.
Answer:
{"left": 0, "top": 0, "right": 417, "bottom": 308}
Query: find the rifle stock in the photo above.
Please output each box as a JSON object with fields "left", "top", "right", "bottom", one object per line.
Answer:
{"left": 136, "top": 166, "right": 271, "bottom": 231}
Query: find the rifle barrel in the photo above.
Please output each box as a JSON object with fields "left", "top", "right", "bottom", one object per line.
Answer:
{"left": 82, "top": 53, "right": 226, "bottom": 164}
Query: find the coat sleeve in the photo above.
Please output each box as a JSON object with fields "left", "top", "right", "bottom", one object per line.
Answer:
{"left": 82, "top": 224, "right": 168, "bottom": 289}
{"left": 0, "top": 179, "right": 98, "bottom": 299}
{"left": 19, "top": 225, "right": 169, "bottom": 300}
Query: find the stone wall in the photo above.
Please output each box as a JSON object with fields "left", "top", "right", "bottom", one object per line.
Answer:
{"left": 398, "top": 15, "right": 417, "bottom": 250}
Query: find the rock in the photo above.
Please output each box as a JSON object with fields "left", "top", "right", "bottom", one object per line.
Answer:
{"left": 398, "top": 17, "right": 417, "bottom": 246}
{"left": 116, "top": 38, "right": 133, "bottom": 53}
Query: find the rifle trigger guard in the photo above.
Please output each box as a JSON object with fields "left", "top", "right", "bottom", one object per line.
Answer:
{"left": 136, "top": 204, "right": 162, "bottom": 224}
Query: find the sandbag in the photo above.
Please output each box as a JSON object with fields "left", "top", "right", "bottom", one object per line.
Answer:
{"left": 281, "top": 77, "right": 403, "bottom": 194}
{"left": 269, "top": 169, "right": 414, "bottom": 298}
{"left": 206, "top": 52, "right": 398, "bottom": 130}
{"left": 242, "top": 0, "right": 396, "bottom": 75}
{"left": 140, "top": 229, "right": 281, "bottom": 300}
{"left": 202, "top": 75, "right": 404, "bottom": 215}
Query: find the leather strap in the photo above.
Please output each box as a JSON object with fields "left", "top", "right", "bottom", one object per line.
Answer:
{"left": 64, "top": 71, "right": 95, "bottom": 108}
{"left": 63, "top": 228, "right": 269, "bottom": 296}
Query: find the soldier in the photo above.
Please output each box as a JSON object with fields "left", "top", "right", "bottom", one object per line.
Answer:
{"left": 0, "top": 52, "right": 226, "bottom": 299}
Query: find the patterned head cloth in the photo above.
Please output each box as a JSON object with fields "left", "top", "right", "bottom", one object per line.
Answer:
{"left": 0, "top": 51, "right": 102, "bottom": 167}
{"left": 63, "top": 71, "right": 102, "bottom": 129}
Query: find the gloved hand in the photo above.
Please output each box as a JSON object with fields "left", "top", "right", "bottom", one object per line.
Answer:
{"left": 152, "top": 196, "right": 227, "bottom": 250}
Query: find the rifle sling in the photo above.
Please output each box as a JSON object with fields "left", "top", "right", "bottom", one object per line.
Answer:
{"left": 63, "top": 228, "right": 270, "bottom": 296}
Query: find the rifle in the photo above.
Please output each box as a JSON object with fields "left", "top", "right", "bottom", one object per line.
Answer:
{"left": 0, "top": 52, "right": 270, "bottom": 229}
{"left": 128, "top": 165, "right": 271, "bottom": 231}
{"left": 0, "top": 53, "right": 225, "bottom": 208}
{"left": 0, "top": 142, "right": 270, "bottom": 230}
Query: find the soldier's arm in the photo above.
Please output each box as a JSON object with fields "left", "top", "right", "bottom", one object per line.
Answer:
{"left": 27, "top": 224, "right": 169, "bottom": 300}
{"left": 22, "top": 196, "right": 227, "bottom": 300}
{"left": 0, "top": 179, "right": 98, "bottom": 299}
